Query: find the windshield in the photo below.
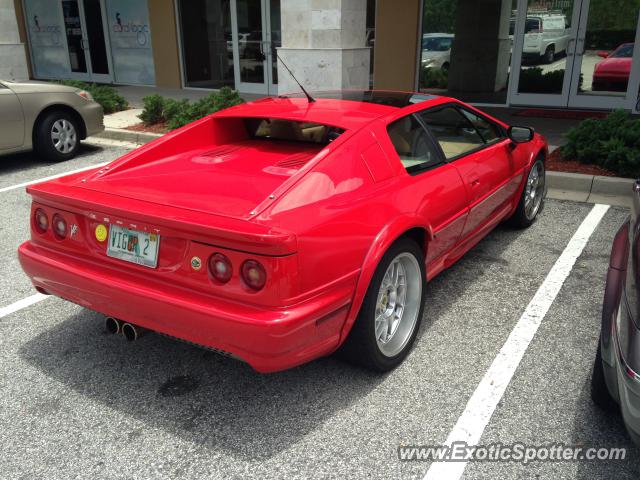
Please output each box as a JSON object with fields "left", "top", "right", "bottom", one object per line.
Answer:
{"left": 422, "top": 37, "right": 452, "bottom": 51}
{"left": 611, "top": 44, "right": 634, "bottom": 58}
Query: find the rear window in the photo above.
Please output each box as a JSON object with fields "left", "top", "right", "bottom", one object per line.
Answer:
{"left": 244, "top": 118, "right": 344, "bottom": 145}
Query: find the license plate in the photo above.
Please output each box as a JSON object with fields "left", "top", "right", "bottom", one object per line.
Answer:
{"left": 106, "top": 225, "right": 160, "bottom": 268}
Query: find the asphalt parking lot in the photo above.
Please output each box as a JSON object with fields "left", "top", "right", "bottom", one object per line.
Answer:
{"left": 0, "top": 141, "right": 638, "bottom": 480}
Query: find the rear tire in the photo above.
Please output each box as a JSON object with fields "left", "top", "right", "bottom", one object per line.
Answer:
{"left": 340, "top": 238, "right": 425, "bottom": 372}
{"left": 508, "top": 156, "right": 545, "bottom": 229}
{"left": 34, "top": 111, "right": 81, "bottom": 162}
{"left": 591, "top": 336, "right": 618, "bottom": 412}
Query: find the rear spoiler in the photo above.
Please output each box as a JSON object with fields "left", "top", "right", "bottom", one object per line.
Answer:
{"left": 26, "top": 180, "right": 297, "bottom": 256}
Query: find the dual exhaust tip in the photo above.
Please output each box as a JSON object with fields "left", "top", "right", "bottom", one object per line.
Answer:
{"left": 105, "top": 317, "right": 146, "bottom": 341}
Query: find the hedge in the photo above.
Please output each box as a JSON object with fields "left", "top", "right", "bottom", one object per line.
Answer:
{"left": 139, "top": 87, "right": 244, "bottom": 130}
{"left": 561, "top": 109, "right": 640, "bottom": 178}
{"left": 58, "top": 80, "right": 127, "bottom": 114}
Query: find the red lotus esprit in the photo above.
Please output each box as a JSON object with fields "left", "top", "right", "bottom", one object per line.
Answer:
{"left": 18, "top": 91, "right": 547, "bottom": 373}
{"left": 593, "top": 43, "right": 634, "bottom": 92}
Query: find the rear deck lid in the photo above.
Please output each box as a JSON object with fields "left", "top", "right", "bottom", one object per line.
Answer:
{"left": 77, "top": 140, "right": 323, "bottom": 220}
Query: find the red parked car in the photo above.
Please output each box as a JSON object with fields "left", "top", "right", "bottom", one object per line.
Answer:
{"left": 18, "top": 91, "right": 547, "bottom": 373}
{"left": 593, "top": 43, "right": 634, "bottom": 92}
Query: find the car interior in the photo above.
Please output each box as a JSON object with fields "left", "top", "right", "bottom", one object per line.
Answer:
{"left": 246, "top": 118, "right": 344, "bottom": 145}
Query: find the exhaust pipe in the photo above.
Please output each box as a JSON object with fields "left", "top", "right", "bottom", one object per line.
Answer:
{"left": 105, "top": 317, "right": 122, "bottom": 335}
{"left": 122, "top": 322, "right": 147, "bottom": 342}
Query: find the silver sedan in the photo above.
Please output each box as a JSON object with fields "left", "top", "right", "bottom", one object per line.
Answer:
{"left": 0, "top": 80, "right": 104, "bottom": 161}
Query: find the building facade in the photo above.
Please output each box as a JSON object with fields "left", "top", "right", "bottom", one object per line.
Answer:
{"left": 7, "top": 0, "right": 640, "bottom": 113}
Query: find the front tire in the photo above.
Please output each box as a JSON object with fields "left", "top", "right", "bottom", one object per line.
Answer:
{"left": 543, "top": 45, "right": 555, "bottom": 64}
{"left": 341, "top": 238, "right": 425, "bottom": 372}
{"left": 34, "top": 111, "right": 81, "bottom": 162}
{"left": 508, "top": 156, "right": 545, "bottom": 229}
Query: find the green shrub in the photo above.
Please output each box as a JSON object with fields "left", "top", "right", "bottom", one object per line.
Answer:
{"left": 138, "top": 94, "right": 165, "bottom": 125}
{"left": 518, "top": 68, "right": 585, "bottom": 94}
{"left": 59, "top": 80, "right": 127, "bottom": 114}
{"left": 138, "top": 87, "right": 244, "bottom": 130}
{"left": 561, "top": 109, "right": 640, "bottom": 178}
{"left": 518, "top": 68, "right": 564, "bottom": 94}
{"left": 420, "top": 67, "right": 448, "bottom": 89}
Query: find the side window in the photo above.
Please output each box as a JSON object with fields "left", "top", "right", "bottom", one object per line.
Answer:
{"left": 459, "top": 109, "right": 502, "bottom": 144}
{"left": 416, "top": 107, "right": 485, "bottom": 160}
{"left": 386, "top": 114, "right": 442, "bottom": 174}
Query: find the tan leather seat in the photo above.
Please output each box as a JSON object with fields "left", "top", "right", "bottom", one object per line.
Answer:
{"left": 269, "top": 120, "right": 305, "bottom": 141}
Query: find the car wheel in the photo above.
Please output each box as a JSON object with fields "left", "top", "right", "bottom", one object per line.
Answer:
{"left": 544, "top": 45, "right": 555, "bottom": 64}
{"left": 442, "top": 62, "right": 450, "bottom": 71}
{"left": 591, "top": 335, "right": 618, "bottom": 412}
{"left": 508, "top": 156, "right": 545, "bottom": 229}
{"left": 341, "top": 237, "right": 425, "bottom": 372}
{"left": 34, "top": 111, "right": 81, "bottom": 162}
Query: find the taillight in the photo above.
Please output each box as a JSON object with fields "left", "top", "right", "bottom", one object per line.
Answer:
{"left": 34, "top": 208, "right": 48, "bottom": 233}
{"left": 208, "top": 253, "right": 232, "bottom": 283}
{"left": 241, "top": 260, "right": 266, "bottom": 291}
{"left": 52, "top": 213, "right": 67, "bottom": 240}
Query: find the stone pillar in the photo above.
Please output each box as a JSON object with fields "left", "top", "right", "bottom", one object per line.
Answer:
{"left": 277, "top": 0, "right": 370, "bottom": 94}
{"left": 0, "top": 0, "right": 29, "bottom": 80}
{"left": 447, "top": 0, "right": 512, "bottom": 93}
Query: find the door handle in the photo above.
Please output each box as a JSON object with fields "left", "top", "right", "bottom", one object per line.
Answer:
{"left": 470, "top": 178, "right": 480, "bottom": 188}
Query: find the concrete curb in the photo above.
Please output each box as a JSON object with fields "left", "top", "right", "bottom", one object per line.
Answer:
{"left": 547, "top": 171, "right": 632, "bottom": 207}
{"left": 94, "top": 127, "right": 162, "bottom": 145}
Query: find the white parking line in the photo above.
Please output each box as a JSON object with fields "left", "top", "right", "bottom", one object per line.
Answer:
{"left": 424, "top": 203, "right": 610, "bottom": 480}
{"left": 0, "top": 293, "right": 49, "bottom": 319}
{"left": 0, "top": 161, "right": 109, "bottom": 194}
{"left": 0, "top": 138, "right": 140, "bottom": 195}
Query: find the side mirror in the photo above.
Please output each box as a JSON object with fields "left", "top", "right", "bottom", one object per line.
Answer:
{"left": 508, "top": 126, "right": 534, "bottom": 143}
{"left": 597, "top": 50, "right": 609, "bottom": 58}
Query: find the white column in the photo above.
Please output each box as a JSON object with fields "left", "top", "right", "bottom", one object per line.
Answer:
{"left": 0, "top": 0, "right": 29, "bottom": 80}
{"left": 277, "top": 0, "right": 370, "bottom": 94}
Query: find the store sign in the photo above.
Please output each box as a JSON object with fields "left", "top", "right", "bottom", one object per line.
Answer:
{"left": 106, "top": 0, "right": 155, "bottom": 85}
{"left": 23, "top": 0, "right": 69, "bottom": 78}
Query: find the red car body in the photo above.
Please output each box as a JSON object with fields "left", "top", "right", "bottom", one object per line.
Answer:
{"left": 18, "top": 91, "right": 547, "bottom": 372}
{"left": 593, "top": 43, "right": 634, "bottom": 92}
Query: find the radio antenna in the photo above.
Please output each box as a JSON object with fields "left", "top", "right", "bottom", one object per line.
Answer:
{"left": 277, "top": 54, "right": 315, "bottom": 103}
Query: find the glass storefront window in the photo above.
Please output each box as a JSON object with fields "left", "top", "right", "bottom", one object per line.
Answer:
{"left": 23, "top": 0, "right": 69, "bottom": 79}
{"left": 104, "top": 0, "right": 155, "bottom": 85}
{"left": 515, "top": 0, "right": 575, "bottom": 95}
{"left": 366, "top": 0, "right": 376, "bottom": 88}
{"left": 270, "top": 0, "right": 281, "bottom": 85}
{"left": 419, "top": 0, "right": 517, "bottom": 104}
{"left": 62, "top": 0, "right": 87, "bottom": 73}
{"left": 178, "top": 0, "right": 235, "bottom": 89}
{"left": 577, "top": 1, "right": 640, "bottom": 98}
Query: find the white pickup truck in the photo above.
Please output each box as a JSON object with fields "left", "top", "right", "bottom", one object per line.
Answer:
{"left": 510, "top": 14, "right": 571, "bottom": 64}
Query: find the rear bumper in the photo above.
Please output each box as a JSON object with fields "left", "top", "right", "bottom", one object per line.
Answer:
{"left": 18, "top": 241, "right": 354, "bottom": 372}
